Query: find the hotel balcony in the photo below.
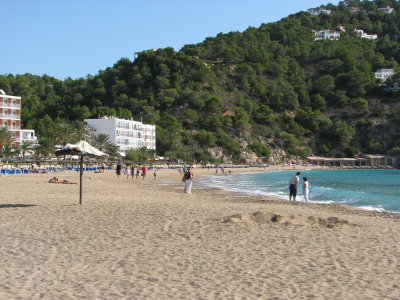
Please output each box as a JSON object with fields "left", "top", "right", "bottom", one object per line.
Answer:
{"left": 0, "top": 103, "right": 21, "bottom": 109}
{"left": 0, "top": 113, "right": 20, "bottom": 120}
{"left": 1, "top": 125, "right": 20, "bottom": 131}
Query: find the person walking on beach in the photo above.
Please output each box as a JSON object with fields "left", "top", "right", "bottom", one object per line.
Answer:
{"left": 303, "top": 177, "right": 309, "bottom": 203}
{"left": 141, "top": 166, "right": 147, "bottom": 180}
{"left": 116, "top": 163, "right": 122, "bottom": 179}
{"left": 153, "top": 168, "right": 157, "bottom": 180}
{"left": 289, "top": 171, "right": 301, "bottom": 201}
{"left": 130, "top": 165, "right": 135, "bottom": 180}
{"left": 135, "top": 166, "right": 140, "bottom": 179}
{"left": 125, "top": 165, "right": 131, "bottom": 180}
{"left": 184, "top": 167, "right": 193, "bottom": 194}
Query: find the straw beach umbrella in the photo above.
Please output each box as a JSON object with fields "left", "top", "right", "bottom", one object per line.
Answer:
{"left": 55, "top": 141, "right": 108, "bottom": 204}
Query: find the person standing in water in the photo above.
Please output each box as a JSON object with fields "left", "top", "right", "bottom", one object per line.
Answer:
{"left": 303, "top": 177, "right": 309, "bottom": 203}
{"left": 289, "top": 171, "right": 301, "bottom": 201}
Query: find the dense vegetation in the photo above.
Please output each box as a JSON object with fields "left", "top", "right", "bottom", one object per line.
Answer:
{"left": 2, "top": 0, "right": 400, "bottom": 163}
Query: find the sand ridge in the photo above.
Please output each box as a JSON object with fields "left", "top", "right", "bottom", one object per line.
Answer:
{"left": 223, "top": 211, "right": 355, "bottom": 228}
{"left": 0, "top": 167, "right": 399, "bottom": 299}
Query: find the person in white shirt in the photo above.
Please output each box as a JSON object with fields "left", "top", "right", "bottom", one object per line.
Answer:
{"left": 125, "top": 165, "right": 131, "bottom": 180}
{"left": 289, "top": 172, "right": 301, "bottom": 201}
{"left": 303, "top": 177, "right": 309, "bottom": 203}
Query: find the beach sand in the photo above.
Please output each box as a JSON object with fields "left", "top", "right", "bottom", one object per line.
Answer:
{"left": 0, "top": 167, "right": 399, "bottom": 300}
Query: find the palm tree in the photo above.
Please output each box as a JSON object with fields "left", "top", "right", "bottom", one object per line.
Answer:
{"left": 11, "top": 144, "right": 20, "bottom": 158}
{"left": 20, "top": 141, "right": 33, "bottom": 159}
{"left": 2, "top": 144, "right": 15, "bottom": 159}
{"left": 0, "top": 127, "right": 14, "bottom": 158}
{"left": 92, "top": 133, "right": 112, "bottom": 152}
{"left": 54, "top": 122, "right": 76, "bottom": 147}
{"left": 34, "top": 137, "right": 56, "bottom": 159}
{"left": 105, "top": 144, "right": 121, "bottom": 160}
{"left": 72, "top": 121, "right": 91, "bottom": 142}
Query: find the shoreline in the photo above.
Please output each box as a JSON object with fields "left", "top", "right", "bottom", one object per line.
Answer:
{"left": 173, "top": 166, "right": 400, "bottom": 219}
{"left": 197, "top": 166, "right": 400, "bottom": 215}
{"left": 1, "top": 167, "right": 399, "bottom": 299}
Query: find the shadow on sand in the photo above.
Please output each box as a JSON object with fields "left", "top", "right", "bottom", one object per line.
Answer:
{"left": 0, "top": 204, "right": 37, "bottom": 209}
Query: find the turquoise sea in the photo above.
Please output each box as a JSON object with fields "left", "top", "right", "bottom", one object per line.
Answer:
{"left": 200, "top": 169, "right": 400, "bottom": 213}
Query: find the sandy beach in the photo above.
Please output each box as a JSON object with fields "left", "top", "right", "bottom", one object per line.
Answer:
{"left": 0, "top": 166, "right": 399, "bottom": 300}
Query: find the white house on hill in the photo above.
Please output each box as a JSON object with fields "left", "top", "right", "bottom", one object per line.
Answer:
{"left": 374, "top": 69, "right": 395, "bottom": 82}
{"left": 378, "top": 7, "right": 395, "bottom": 14}
{"left": 309, "top": 8, "right": 331, "bottom": 16}
{"left": 315, "top": 30, "right": 340, "bottom": 40}
{"left": 356, "top": 29, "right": 378, "bottom": 40}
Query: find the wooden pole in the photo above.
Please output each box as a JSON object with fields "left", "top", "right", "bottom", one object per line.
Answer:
{"left": 79, "top": 155, "right": 83, "bottom": 205}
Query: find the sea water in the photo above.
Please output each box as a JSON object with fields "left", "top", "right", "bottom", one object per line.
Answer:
{"left": 199, "top": 169, "right": 400, "bottom": 213}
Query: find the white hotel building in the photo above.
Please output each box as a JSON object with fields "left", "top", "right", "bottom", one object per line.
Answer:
{"left": 84, "top": 116, "right": 156, "bottom": 154}
{"left": 0, "top": 90, "right": 37, "bottom": 147}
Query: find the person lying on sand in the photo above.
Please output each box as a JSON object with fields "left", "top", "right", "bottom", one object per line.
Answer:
{"left": 49, "top": 177, "right": 61, "bottom": 183}
{"left": 48, "top": 177, "right": 77, "bottom": 184}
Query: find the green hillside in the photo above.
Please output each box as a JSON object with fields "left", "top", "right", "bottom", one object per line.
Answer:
{"left": 2, "top": 0, "right": 400, "bottom": 163}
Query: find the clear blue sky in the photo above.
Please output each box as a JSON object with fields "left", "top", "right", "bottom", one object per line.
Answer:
{"left": 0, "top": 0, "right": 340, "bottom": 80}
